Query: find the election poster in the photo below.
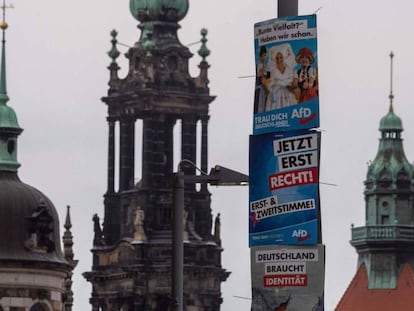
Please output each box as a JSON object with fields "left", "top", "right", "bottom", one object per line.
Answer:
{"left": 251, "top": 245, "right": 325, "bottom": 311}
{"left": 249, "top": 130, "right": 320, "bottom": 247}
{"left": 253, "top": 15, "right": 319, "bottom": 135}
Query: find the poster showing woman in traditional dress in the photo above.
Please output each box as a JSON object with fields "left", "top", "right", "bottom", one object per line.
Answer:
{"left": 253, "top": 15, "right": 319, "bottom": 135}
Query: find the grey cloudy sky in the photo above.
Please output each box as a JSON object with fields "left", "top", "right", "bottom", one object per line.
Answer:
{"left": 6, "top": 0, "right": 414, "bottom": 310}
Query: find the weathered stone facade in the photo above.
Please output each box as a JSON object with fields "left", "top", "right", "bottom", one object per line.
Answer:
{"left": 0, "top": 268, "right": 67, "bottom": 311}
{"left": 83, "top": 1, "right": 229, "bottom": 310}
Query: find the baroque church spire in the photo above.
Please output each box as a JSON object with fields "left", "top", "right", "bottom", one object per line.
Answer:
{"left": 337, "top": 53, "right": 414, "bottom": 311}
{"left": 0, "top": 3, "right": 74, "bottom": 311}
{"left": 365, "top": 52, "right": 410, "bottom": 192}
{"left": 0, "top": 0, "right": 22, "bottom": 172}
{"left": 350, "top": 53, "right": 414, "bottom": 290}
{"left": 0, "top": 0, "right": 9, "bottom": 104}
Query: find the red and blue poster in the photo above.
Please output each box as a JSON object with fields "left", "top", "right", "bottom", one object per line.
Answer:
{"left": 253, "top": 15, "right": 319, "bottom": 135}
{"left": 249, "top": 130, "right": 320, "bottom": 247}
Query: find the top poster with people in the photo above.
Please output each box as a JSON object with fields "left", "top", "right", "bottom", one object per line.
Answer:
{"left": 253, "top": 15, "right": 319, "bottom": 135}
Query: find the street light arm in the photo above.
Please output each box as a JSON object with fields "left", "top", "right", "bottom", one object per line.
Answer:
{"left": 177, "top": 159, "right": 208, "bottom": 175}
{"left": 177, "top": 160, "right": 249, "bottom": 186}
{"left": 208, "top": 165, "right": 249, "bottom": 186}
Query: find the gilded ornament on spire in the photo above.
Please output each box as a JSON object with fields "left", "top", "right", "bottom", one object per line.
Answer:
{"left": 0, "top": 21, "right": 7, "bottom": 30}
{"left": 0, "top": 1, "right": 12, "bottom": 31}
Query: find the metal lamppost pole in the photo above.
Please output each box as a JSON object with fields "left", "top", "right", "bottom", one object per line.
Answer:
{"left": 172, "top": 163, "right": 249, "bottom": 311}
{"left": 172, "top": 170, "right": 184, "bottom": 311}
{"left": 277, "top": 0, "right": 298, "bottom": 17}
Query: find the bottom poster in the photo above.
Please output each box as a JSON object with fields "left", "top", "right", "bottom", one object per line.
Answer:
{"left": 251, "top": 244, "right": 325, "bottom": 311}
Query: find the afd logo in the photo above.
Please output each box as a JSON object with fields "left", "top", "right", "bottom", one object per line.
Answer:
{"left": 292, "top": 229, "right": 311, "bottom": 242}
{"left": 291, "top": 107, "right": 317, "bottom": 125}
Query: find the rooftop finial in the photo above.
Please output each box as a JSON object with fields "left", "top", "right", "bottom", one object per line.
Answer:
{"left": 62, "top": 205, "right": 78, "bottom": 311}
{"left": 108, "top": 29, "right": 120, "bottom": 64}
{"left": 198, "top": 28, "right": 210, "bottom": 62}
{"left": 389, "top": 51, "right": 394, "bottom": 112}
{"left": 63, "top": 205, "right": 74, "bottom": 260}
{"left": 0, "top": 0, "right": 12, "bottom": 105}
{"left": 0, "top": 0, "right": 12, "bottom": 27}
{"left": 64, "top": 205, "right": 72, "bottom": 231}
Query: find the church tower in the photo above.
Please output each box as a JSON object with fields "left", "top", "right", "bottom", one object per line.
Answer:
{"left": 83, "top": 1, "right": 229, "bottom": 310}
{"left": 336, "top": 55, "right": 414, "bottom": 310}
{"left": 0, "top": 4, "right": 75, "bottom": 311}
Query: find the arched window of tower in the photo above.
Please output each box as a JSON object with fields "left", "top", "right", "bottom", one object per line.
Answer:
{"left": 29, "top": 303, "right": 50, "bottom": 311}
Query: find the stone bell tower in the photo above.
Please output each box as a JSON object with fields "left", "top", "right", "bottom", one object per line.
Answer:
{"left": 83, "top": 1, "right": 229, "bottom": 310}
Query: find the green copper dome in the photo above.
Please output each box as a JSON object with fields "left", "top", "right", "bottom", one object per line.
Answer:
{"left": 365, "top": 105, "right": 412, "bottom": 190}
{"left": 0, "top": 96, "right": 22, "bottom": 172}
{"left": 129, "top": 0, "right": 189, "bottom": 22}
{"left": 379, "top": 104, "right": 403, "bottom": 132}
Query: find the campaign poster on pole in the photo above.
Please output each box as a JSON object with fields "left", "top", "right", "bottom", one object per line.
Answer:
{"left": 253, "top": 15, "right": 319, "bottom": 135}
{"left": 251, "top": 245, "right": 325, "bottom": 311}
{"left": 249, "top": 130, "right": 320, "bottom": 247}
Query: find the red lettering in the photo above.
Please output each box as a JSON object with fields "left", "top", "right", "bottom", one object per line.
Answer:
{"left": 268, "top": 168, "right": 318, "bottom": 190}
{"left": 263, "top": 274, "right": 308, "bottom": 287}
